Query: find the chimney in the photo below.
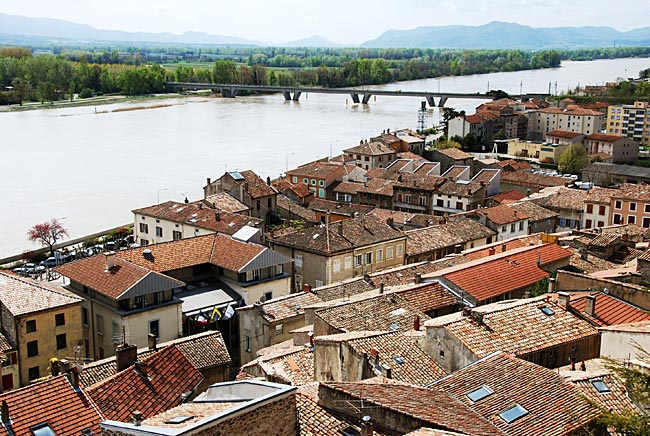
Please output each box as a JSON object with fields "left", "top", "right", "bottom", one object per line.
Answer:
{"left": 585, "top": 295, "right": 596, "bottom": 317}
{"left": 116, "top": 343, "right": 138, "bottom": 373}
{"left": 58, "top": 358, "right": 70, "bottom": 374}
{"left": 467, "top": 189, "right": 472, "bottom": 196}
{"left": 148, "top": 333, "right": 157, "bottom": 351}
{"left": 1, "top": 401, "right": 9, "bottom": 425}
{"left": 135, "top": 362, "right": 148, "bottom": 378}
{"left": 501, "top": 243, "right": 507, "bottom": 252}
{"left": 68, "top": 365, "right": 80, "bottom": 390}
{"left": 382, "top": 364, "right": 392, "bottom": 379}
{"left": 414, "top": 273, "right": 422, "bottom": 284}
{"left": 206, "top": 177, "right": 211, "bottom": 185}
{"left": 198, "top": 203, "right": 203, "bottom": 210}
{"left": 379, "top": 283, "right": 384, "bottom": 294}
{"left": 570, "top": 357, "right": 576, "bottom": 371}
{"left": 548, "top": 277, "right": 556, "bottom": 294}
{"left": 558, "top": 291, "right": 570, "bottom": 309}
{"left": 488, "top": 247, "right": 496, "bottom": 256}
{"left": 580, "top": 360, "right": 587, "bottom": 371}
{"left": 338, "top": 221, "right": 344, "bottom": 236}
{"left": 523, "top": 290, "right": 531, "bottom": 298}
{"left": 414, "top": 314, "right": 420, "bottom": 331}
{"left": 104, "top": 252, "right": 116, "bottom": 271}
{"left": 215, "top": 211, "right": 221, "bottom": 221}
{"left": 360, "top": 417, "right": 374, "bottom": 436}
{"left": 580, "top": 248, "right": 588, "bottom": 260}
{"left": 471, "top": 310, "right": 484, "bottom": 325}
{"left": 133, "top": 411, "right": 143, "bottom": 427}
{"left": 386, "top": 217, "right": 394, "bottom": 227}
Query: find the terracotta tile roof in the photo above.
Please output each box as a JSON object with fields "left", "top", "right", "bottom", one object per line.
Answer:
{"left": 432, "top": 244, "right": 571, "bottom": 302}
{"left": 600, "top": 319, "right": 650, "bottom": 333}
{"left": 546, "top": 130, "right": 585, "bottom": 139}
{"left": 0, "top": 271, "right": 83, "bottom": 317}
{"left": 405, "top": 429, "right": 471, "bottom": 436}
{"left": 566, "top": 248, "right": 620, "bottom": 274}
{"left": 332, "top": 181, "right": 364, "bottom": 195}
{"left": 398, "top": 151, "right": 428, "bottom": 161}
{"left": 344, "top": 141, "right": 396, "bottom": 156}
{"left": 319, "top": 382, "right": 504, "bottom": 436}
{"left": 437, "top": 180, "right": 484, "bottom": 197}
{"left": 395, "top": 173, "right": 446, "bottom": 191}
{"left": 238, "top": 291, "right": 322, "bottom": 323}
{"left": 612, "top": 183, "right": 650, "bottom": 202}
{"left": 586, "top": 133, "right": 627, "bottom": 143}
{"left": 425, "top": 297, "right": 599, "bottom": 358}
{"left": 464, "top": 114, "right": 485, "bottom": 124}
{"left": 475, "top": 204, "right": 529, "bottom": 225}
{"left": 0, "top": 332, "right": 13, "bottom": 353}
{"left": 395, "top": 281, "right": 458, "bottom": 314}
{"left": 239, "top": 170, "right": 277, "bottom": 198}
{"left": 490, "top": 190, "right": 526, "bottom": 204}
{"left": 202, "top": 192, "right": 250, "bottom": 214}
{"left": 344, "top": 331, "right": 447, "bottom": 385}
{"left": 436, "top": 148, "right": 472, "bottom": 160}
{"left": 132, "top": 201, "right": 262, "bottom": 235}
{"left": 357, "top": 178, "right": 396, "bottom": 196}
{"left": 272, "top": 177, "right": 313, "bottom": 198}
{"left": 277, "top": 195, "right": 318, "bottom": 223}
{"left": 568, "top": 291, "right": 650, "bottom": 327}
{"left": 442, "top": 166, "right": 470, "bottom": 179}
{"left": 315, "top": 293, "right": 430, "bottom": 333}
{"left": 495, "top": 160, "right": 532, "bottom": 171}
{"left": 80, "top": 331, "right": 231, "bottom": 387}
{"left": 287, "top": 162, "right": 345, "bottom": 181}
{"left": 412, "top": 162, "right": 440, "bottom": 175}
{"left": 312, "top": 277, "right": 375, "bottom": 302}
{"left": 433, "top": 352, "right": 599, "bottom": 436}
{"left": 367, "top": 208, "right": 443, "bottom": 228}
{"left": 500, "top": 171, "right": 572, "bottom": 187}
{"left": 531, "top": 187, "right": 588, "bottom": 212}
{"left": 141, "top": 402, "right": 240, "bottom": 429}
{"left": 270, "top": 215, "right": 405, "bottom": 255}
{"left": 461, "top": 235, "right": 541, "bottom": 261}
{"left": 0, "top": 375, "right": 104, "bottom": 435}
{"left": 584, "top": 186, "right": 619, "bottom": 203}
{"left": 587, "top": 232, "right": 621, "bottom": 248}
{"left": 86, "top": 344, "right": 203, "bottom": 422}
{"left": 372, "top": 132, "right": 401, "bottom": 146}
{"left": 508, "top": 201, "right": 558, "bottom": 222}
{"left": 240, "top": 345, "right": 314, "bottom": 386}
{"left": 406, "top": 220, "right": 496, "bottom": 257}
{"left": 308, "top": 198, "right": 374, "bottom": 217}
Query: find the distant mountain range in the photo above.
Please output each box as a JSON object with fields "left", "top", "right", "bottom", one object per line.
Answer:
{"left": 2, "top": 13, "right": 650, "bottom": 49}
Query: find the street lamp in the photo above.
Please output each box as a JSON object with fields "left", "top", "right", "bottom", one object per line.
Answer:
{"left": 286, "top": 152, "right": 295, "bottom": 173}
{"left": 157, "top": 188, "right": 168, "bottom": 204}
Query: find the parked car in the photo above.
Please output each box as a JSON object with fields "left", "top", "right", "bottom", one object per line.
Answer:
{"left": 40, "top": 257, "right": 63, "bottom": 268}
{"left": 13, "top": 263, "right": 45, "bottom": 275}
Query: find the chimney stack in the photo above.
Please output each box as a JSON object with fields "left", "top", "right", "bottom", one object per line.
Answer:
{"left": 580, "top": 248, "right": 588, "bottom": 261}
{"left": 1, "top": 401, "right": 8, "bottom": 425}
{"left": 548, "top": 277, "right": 556, "bottom": 294}
{"left": 133, "top": 411, "right": 143, "bottom": 427}
{"left": 148, "top": 333, "right": 157, "bottom": 351}
{"left": 198, "top": 203, "right": 203, "bottom": 210}
{"left": 68, "top": 365, "right": 80, "bottom": 390}
{"left": 104, "top": 252, "right": 116, "bottom": 271}
{"left": 360, "top": 417, "right": 374, "bottom": 436}
{"left": 215, "top": 211, "right": 221, "bottom": 221}
{"left": 116, "top": 343, "right": 138, "bottom": 373}
{"left": 135, "top": 362, "right": 148, "bottom": 378}
{"left": 338, "top": 221, "right": 344, "bottom": 236}
{"left": 206, "top": 177, "right": 211, "bottom": 186}
{"left": 585, "top": 295, "right": 596, "bottom": 317}
{"left": 414, "top": 273, "right": 422, "bottom": 284}
{"left": 379, "top": 283, "right": 384, "bottom": 294}
{"left": 382, "top": 364, "right": 392, "bottom": 379}
{"left": 414, "top": 314, "right": 420, "bottom": 331}
{"left": 558, "top": 291, "right": 570, "bottom": 309}
{"left": 488, "top": 247, "right": 496, "bottom": 256}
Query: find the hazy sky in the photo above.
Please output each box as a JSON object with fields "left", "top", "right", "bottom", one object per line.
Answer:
{"left": 2, "top": 0, "right": 646, "bottom": 44}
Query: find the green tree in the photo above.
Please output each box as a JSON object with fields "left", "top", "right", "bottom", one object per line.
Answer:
{"left": 213, "top": 60, "right": 237, "bottom": 84}
{"left": 436, "top": 138, "right": 462, "bottom": 149}
{"left": 558, "top": 143, "right": 589, "bottom": 175}
{"left": 11, "top": 77, "right": 29, "bottom": 105}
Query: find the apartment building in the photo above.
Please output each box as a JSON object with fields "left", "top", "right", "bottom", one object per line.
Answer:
{"left": 606, "top": 101, "right": 650, "bottom": 146}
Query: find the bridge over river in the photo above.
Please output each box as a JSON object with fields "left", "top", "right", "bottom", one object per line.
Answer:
{"left": 166, "top": 82, "right": 550, "bottom": 107}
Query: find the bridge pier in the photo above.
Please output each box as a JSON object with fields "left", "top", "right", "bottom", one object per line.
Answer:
{"left": 437, "top": 96, "right": 448, "bottom": 107}
{"left": 426, "top": 96, "right": 435, "bottom": 107}
{"left": 362, "top": 93, "right": 372, "bottom": 104}
{"left": 292, "top": 92, "right": 302, "bottom": 101}
{"left": 283, "top": 91, "right": 291, "bottom": 101}
{"left": 349, "top": 93, "right": 360, "bottom": 104}
{"left": 220, "top": 87, "right": 238, "bottom": 98}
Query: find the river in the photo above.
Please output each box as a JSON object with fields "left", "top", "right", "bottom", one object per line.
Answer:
{"left": 1, "top": 57, "right": 648, "bottom": 259}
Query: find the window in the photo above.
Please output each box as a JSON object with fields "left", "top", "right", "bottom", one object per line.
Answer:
{"left": 456, "top": 201, "right": 463, "bottom": 210}
{"left": 419, "top": 196, "right": 427, "bottom": 206}
{"left": 613, "top": 213, "right": 622, "bottom": 225}
{"left": 630, "top": 202, "right": 637, "bottom": 212}
{"left": 466, "top": 386, "right": 494, "bottom": 402}
{"left": 585, "top": 219, "right": 592, "bottom": 228}
{"left": 26, "top": 320, "right": 36, "bottom": 333}
{"left": 311, "top": 179, "right": 316, "bottom": 185}
{"left": 365, "top": 252, "right": 372, "bottom": 264}
{"left": 140, "top": 239, "right": 149, "bottom": 246}
{"left": 599, "top": 205, "right": 606, "bottom": 215}
{"left": 501, "top": 225, "right": 506, "bottom": 232}
{"left": 30, "top": 423, "right": 56, "bottom": 436}
{"left": 149, "top": 320, "right": 160, "bottom": 339}
{"left": 303, "top": 178, "right": 308, "bottom": 185}
{"left": 295, "top": 255, "right": 303, "bottom": 268}
{"left": 172, "top": 230, "right": 182, "bottom": 240}
{"left": 643, "top": 217, "right": 650, "bottom": 228}
{"left": 510, "top": 223, "right": 515, "bottom": 232}
{"left": 376, "top": 249, "right": 383, "bottom": 262}
{"left": 614, "top": 200, "right": 622, "bottom": 209}
{"left": 333, "top": 259, "right": 341, "bottom": 273}
{"left": 586, "top": 204, "right": 593, "bottom": 213}
{"left": 112, "top": 321, "right": 120, "bottom": 342}
{"left": 405, "top": 194, "right": 411, "bottom": 203}
{"left": 256, "top": 200, "right": 260, "bottom": 210}
{"left": 354, "top": 254, "right": 363, "bottom": 267}
{"left": 264, "top": 291, "right": 273, "bottom": 301}
{"left": 275, "top": 324, "right": 283, "bottom": 336}
{"left": 519, "top": 221, "right": 524, "bottom": 231}
{"left": 155, "top": 226, "right": 163, "bottom": 237}
{"left": 81, "top": 307, "right": 88, "bottom": 326}
{"left": 319, "top": 188, "right": 325, "bottom": 198}
{"left": 96, "top": 314, "right": 104, "bottom": 335}
{"left": 645, "top": 204, "right": 650, "bottom": 214}
{"left": 139, "top": 223, "right": 149, "bottom": 233}
{"left": 344, "top": 256, "right": 352, "bottom": 270}
{"left": 28, "top": 366, "right": 40, "bottom": 381}
{"left": 499, "top": 404, "right": 529, "bottom": 424}
{"left": 396, "top": 244, "right": 403, "bottom": 257}
{"left": 27, "top": 340, "right": 38, "bottom": 357}
{"left": 55, "top": 313, "right": 65, "bottom": 326}
{"left": 628, "top": 215, "right": 636, "bottom": 224}
{"left": 315, "top": 280, "right": 324, "bottom": 287}
{"left": 540, "top": 306, "right": 555, "bottom": 316}
{"left": 319, "top": 180, "right": 325, "bottom": 187}
{"left": 56, "top": 334, "right": 67, "bottom": 350}
{"left": 590, "top": 378, "right": 611, "bottom": 393}
{"left": 292, "top": 176, "right": 298, "bottom": 183}
{"left": 386, "top": 246, "right": 394, "bottom": 260}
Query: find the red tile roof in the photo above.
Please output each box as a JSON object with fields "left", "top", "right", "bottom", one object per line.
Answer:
{"left": 394, "top": 281, "right": 458, "bottom": 314}
{"left": 433, "top": 352, "right": 599, "bottom": 436}
{"left": 201, "top": 192, "right": 250, "bottom": 214}
{"left": 86, "top": 344, "right": 203, "bottom": 422}
{"left": 433, "top": 244, "right": 570, "bottom": 302}
{"left": 435, "top": 148, "right": 472, "bottom": 160}
{"left": 0, "top": 271, "right": 83, "bottom": 317}
{"left": 490, "top": 190, "right": 526, "bottom": 204}
{"left": 272, "top": 177, "right": 313, "bottom": 198}
{"left": 586, "top": 133, "right": 627, "bottom": 143}
{"left": 569, "top": 291, "right": 650, "bottom": 327}
{"left": 287, "top": 162, "right": 345, "bottom": 181}
{"left": 344, "top": 141, "right": 396, "bottom": 156}
{"left": 546, "top": 130, "right": 585, "bottom": 139}
{"left": 475, "top": 204, "right": 530, "bottom": 226}
{"left": 0, "top": 375, "right": 104, "bottom": 435}
{"left": 406, "top": 220, "right": 496, "bottom": 257}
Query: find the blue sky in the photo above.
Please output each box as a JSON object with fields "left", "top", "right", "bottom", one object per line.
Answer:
{"left": 2, "top": 0, "right": 645, "bottom": 44}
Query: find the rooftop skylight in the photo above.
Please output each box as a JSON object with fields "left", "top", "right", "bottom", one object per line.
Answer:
{"left": 498, "top": 404, "right": 529, "bottom": 424}
{"left": 590, "top": 378, "right": 611, "bottom": 393}
{"left": 30, "top": 423, "right": 56, "bottom": 436}
{"left": 539, "top": 306, "right": 555, "bottom": 316}
{"left": 466, "top": 385, "right": 493, "bottom": 402}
